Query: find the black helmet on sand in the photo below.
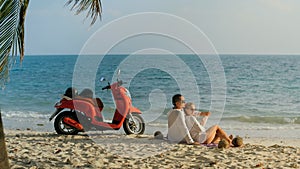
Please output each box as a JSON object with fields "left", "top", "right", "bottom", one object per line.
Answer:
{"left": 154, "top": 131, "right": 164, "bottom": 139}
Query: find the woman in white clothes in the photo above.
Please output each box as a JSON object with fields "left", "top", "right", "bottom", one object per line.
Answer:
{"left": 184, "top": 102, "right": 232, "bottom": 144}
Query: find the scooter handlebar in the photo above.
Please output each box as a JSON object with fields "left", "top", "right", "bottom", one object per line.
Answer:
{"left": 102, "top": 85, "right": 111, "bottom": 90}
{"left": 101, "top": 81, "right": 122, "bottom": 90}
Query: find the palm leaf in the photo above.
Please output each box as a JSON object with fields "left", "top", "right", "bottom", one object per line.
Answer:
{"left": 65, "top": 0, "right": 102, "bottom": 25}
{"left": 0, "top": 0, "right": 29, "bottom": 88}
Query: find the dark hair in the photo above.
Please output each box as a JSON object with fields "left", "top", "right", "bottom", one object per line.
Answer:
{"left": 172, "top": 94, "right": 182, "bottom": 107}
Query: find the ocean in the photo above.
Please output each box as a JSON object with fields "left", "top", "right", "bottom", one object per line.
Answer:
{"left": 1, "top": 55, "right": 300, "bottom": 138}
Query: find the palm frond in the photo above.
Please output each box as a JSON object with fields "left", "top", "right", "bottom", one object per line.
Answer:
{"left": 65, "top": 0, "right": 102, "bottom": 25}
{"left": 17, "top": 0, "right": 29, "bottom": 61}
{"left": 0, "top": 0, "right": 29, "bottom": 88}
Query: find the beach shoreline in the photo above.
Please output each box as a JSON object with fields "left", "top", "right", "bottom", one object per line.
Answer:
{"left": 4, "top": 129, "right": 300, "bottom": 168}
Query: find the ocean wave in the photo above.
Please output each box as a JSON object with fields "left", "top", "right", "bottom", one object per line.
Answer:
{"left": 1, "top": 111, "right": 49, "bottom": 119}
{"left": 147, "top": 122, "right": 168, "bottom": 127}
{"left": 223, "top": 115, "right": 300, "bottom": 124}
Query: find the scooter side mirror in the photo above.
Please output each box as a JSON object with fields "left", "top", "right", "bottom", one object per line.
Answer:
{"left": 116, "top": 69, "right": 121, "bottom": 82}
{"left": 100, "top": 77, "right": 106, "bottom": 82}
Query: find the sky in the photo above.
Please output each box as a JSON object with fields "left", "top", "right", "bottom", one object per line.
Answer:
{"left": 24, "top": 0, "right": 300, "bottom": 55}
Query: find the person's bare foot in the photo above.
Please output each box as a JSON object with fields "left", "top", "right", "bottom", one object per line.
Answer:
{"left": 228, "top": 134, "right": 234, "bottom": 146}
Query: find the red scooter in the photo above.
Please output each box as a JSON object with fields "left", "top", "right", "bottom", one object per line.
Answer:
{"left": 49, "top": 72, "right": 145, "bottom": 135}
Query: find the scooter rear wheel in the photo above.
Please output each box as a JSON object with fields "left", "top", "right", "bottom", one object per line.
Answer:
{"left": 54, "top": 111, "right": 79, "bottom": 135}
{"left": 123, "top": 113, "right": 145, "bottom": 135}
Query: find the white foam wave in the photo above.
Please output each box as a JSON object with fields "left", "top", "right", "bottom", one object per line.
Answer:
{"left": 1, "top": 110, "right": 49, "bottom": 119}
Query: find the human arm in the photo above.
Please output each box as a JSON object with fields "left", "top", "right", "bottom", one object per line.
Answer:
{"left": 179, "top": 112, "right": 196, "bottom": 144}
{"left": 168, "top": 110, "right": 195, "bottom": 144}
{"left": 192, "top": 111, "right": 210, "bottom": 126}
{"left": 193, "top": 111, "right": 211, "bottom": 116}
{"left": 188, "top": 116, "right": 206, "bottom": 132}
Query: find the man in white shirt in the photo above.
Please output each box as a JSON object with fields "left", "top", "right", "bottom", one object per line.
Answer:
{"left": 167, "top": 94, "right": 200, "bottom": 145}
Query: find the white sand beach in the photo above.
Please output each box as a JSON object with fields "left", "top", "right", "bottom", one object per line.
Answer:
{"left": 4, "top": 129, "right": 300, "bottom": 169}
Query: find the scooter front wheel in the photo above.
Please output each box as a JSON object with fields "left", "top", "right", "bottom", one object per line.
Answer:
{"left": 123, "top": 113, "right": 145, "bottom": 135}
{"left": 54, "top": 111, "right": 79, "bottom": 135}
